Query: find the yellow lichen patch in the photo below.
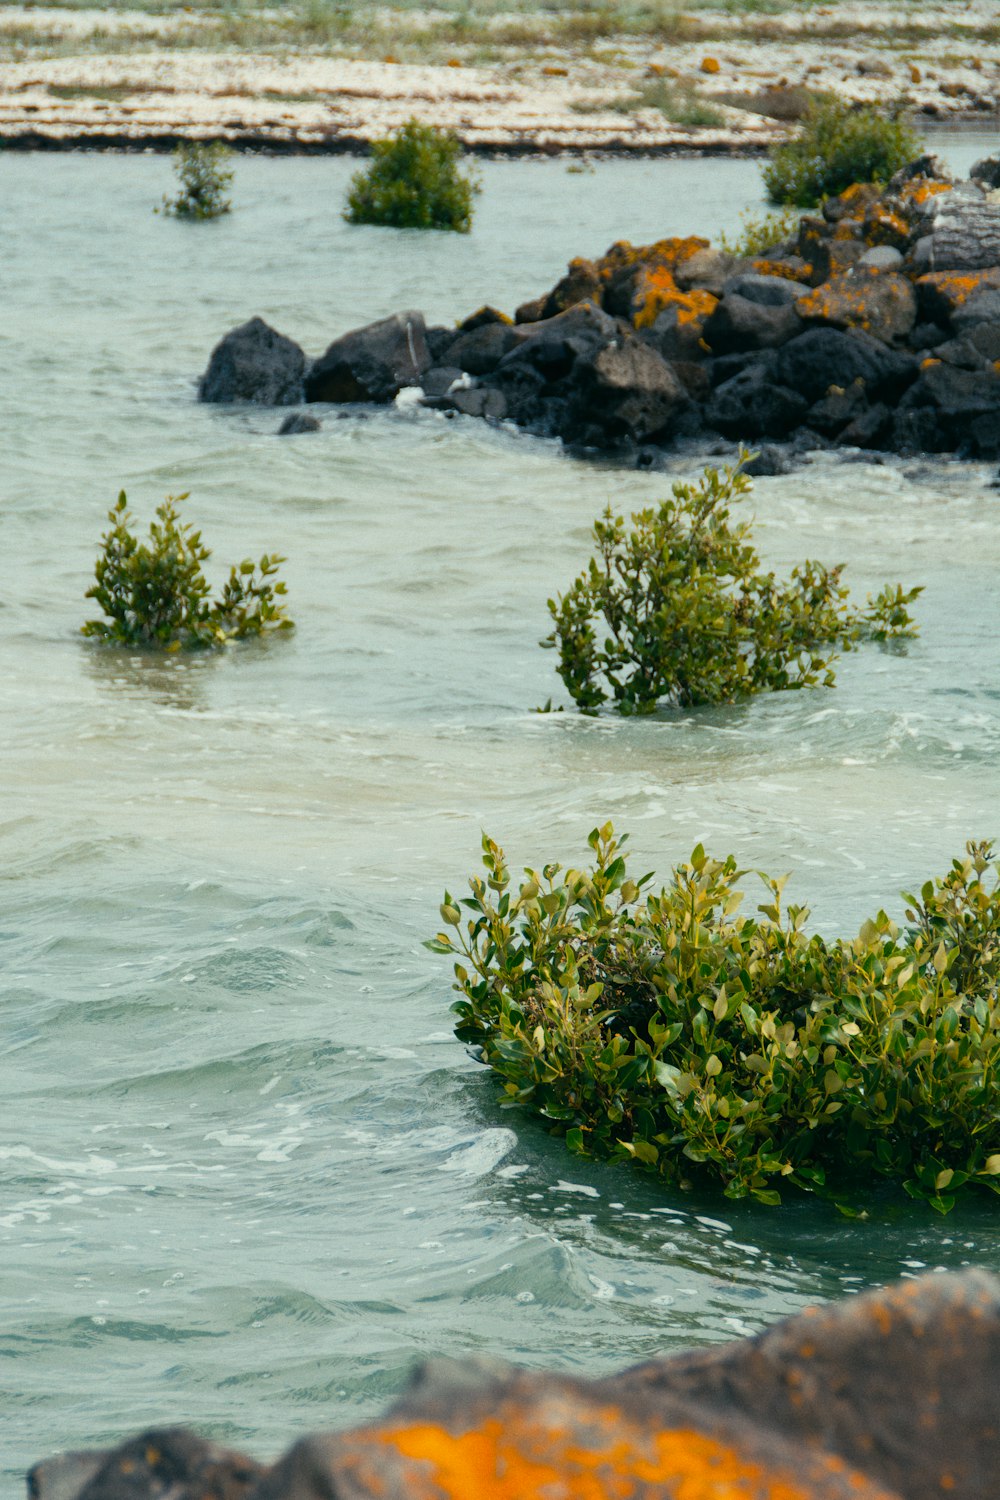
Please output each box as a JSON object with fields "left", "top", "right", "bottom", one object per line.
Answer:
{"left": 750, "top": 259, "right": 812, "bottom": 283}
{"left": 832, "top": 222, "right": 861, "bottom": 242}
{"left": 920, "top": 357, "right": 941, "bottom": 370}
{"left": 627, "top": 266, "right": 718, "bottom": 330}
{"left": 899, "top": 178, "right": 951, "bottom": 207}
{"left": 916, "top": 269, "right": 1000, "bottom": 313}
{"left": 864, "top": 207, "right": 909, "bottom": 248}
{"left": 700, "top": 56, "right": 721, "bottom": 74}
{"left": 596, "top": 235, "right": 710, "bottom": 283}
{"left": 909, "top": 64, "right": 922, "bottom": 84}
{"left": 370, "top": 1413, "right": 860, "bottom": 1499}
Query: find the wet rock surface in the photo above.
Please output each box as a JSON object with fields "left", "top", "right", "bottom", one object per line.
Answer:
{"left": 198, "top": 159, "right": 1000, "bottom": 461}
{"left": 199, "top": 318, "right": 306, "bottom": 406}
{"left": 29, "top": 1270, "right": 1000, "bottom": 1500}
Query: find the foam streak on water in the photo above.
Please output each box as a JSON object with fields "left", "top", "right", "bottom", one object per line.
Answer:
{"left": 1, "top": 146, "right": 999, "bottom": 1489}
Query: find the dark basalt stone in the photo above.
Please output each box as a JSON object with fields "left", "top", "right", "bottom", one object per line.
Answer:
{"left": 199, "top": 318, "right": 306, "bottom": 406}
{"left": 447, "top": 321, "right": 520, "bottom": 375}
{"left": 774, "top": 327, "right": 916, "bottom": 405}
{"left": 705, "top": 364, "right": 809, "bottom": 439}
{"left": 277, "top": 412, "right": 321, "bottom": 435}
{"left": 304, "top": 311, "right": 430, "bottom": 403}
{"left": 565, "top": 337, "right": 689, "bottom": 446}
{"left": 702, "top": 294, "right": 802, "bottom": 354}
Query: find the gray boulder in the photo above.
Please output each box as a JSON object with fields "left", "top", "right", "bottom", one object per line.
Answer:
{"left": 703, "top": 293, "right": 802, "bottom": 354}
{"left": 304, "top": 311, "right": 430, "bottom": 403}
{"left": 705, "top": 363, "right": 808, "bottom": 438}
{"left": 774, "top": 327, "right": 916, "bottom": 404}
{"left": 720, "top": 272, "right": 808, "bottom": 306}
{"left": 277, "top": 412, "right": 321, "bottom": 435}
{"left": 198, "top": 317, "right": 306, "bottom": 406}
{"left": 447, "top": 322, "right": 520, "bottom": 375}
{"left": 566, "top": 337, "right": 689, "bottom": 445}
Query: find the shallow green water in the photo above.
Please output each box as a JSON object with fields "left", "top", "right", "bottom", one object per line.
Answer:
{"left": 2, "top": 144, "right": 999, "bottom": 1489}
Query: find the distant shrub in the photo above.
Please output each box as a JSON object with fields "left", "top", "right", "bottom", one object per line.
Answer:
{"left": 614, "top": 78, "right": 725, "bottom": 129}
{"left": 763, "top": 98, "right": 921, "bottom": 207}
{"left": 544, "top": 458, "right": 920, "bottom": 715}
{"left": 159, "top": 141, "right": 234, "bottom": 220}
{"left": 717, "top": 205, "right": 803, "bottom": 257}
{"left": 431, "top": 824, "right": 1000, "bottom": 1214}
{"left": 82, "top": 492, "right": 293, "bottom": 649}
{"left": 344, "top": 120, "right": 480, "bottom": 232}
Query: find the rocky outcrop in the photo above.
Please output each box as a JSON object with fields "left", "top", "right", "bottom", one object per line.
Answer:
{"left": 28, "top": 1270, "right": 1000, "bottom": 1500}
{"left": 303, "top": 311, "right": 430, "bottom": 403}
{"left": 198, "top": 158, "right": 1000, "bottom": 459}
{"left": 199, "top": 317, "right": 306, "bottom": 406}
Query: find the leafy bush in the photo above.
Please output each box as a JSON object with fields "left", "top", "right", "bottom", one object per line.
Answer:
{"left": 431, "top": 825, "right": 1000, "bottom": 1214}
{"left": 763, "top": 97, "right": 921, "bottom": 207}
{"left": 82, "top": 492, "right": 293, "bottom": 649}
{"left": 344, "top": 120, "right": 480, "bottom": 232}
{"left": 543, "top": 459, "right": 920, "bottom": 714}
{"left": 717, "top": 205, "right": 803, "bottom": 257}
{"left": 159, "top": 141, "right": 234, "bottom": 220}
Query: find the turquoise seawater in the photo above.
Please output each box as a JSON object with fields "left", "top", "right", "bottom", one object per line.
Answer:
{"left": 2, "top": 141, "right": 999, "bottom": 1490}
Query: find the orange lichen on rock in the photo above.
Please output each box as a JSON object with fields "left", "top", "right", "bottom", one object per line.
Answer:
{"left": 864, "top": 207, "right": 909, "bottom": 248}
{"left": 363, "top": 1409, "right": 889, "bottom": 1500}
{"left": 751, "top": 257, "right": 813, "bottom": 283}
{"left": 700, "top": 56, "right": 721, "bottom": 74}
{"left": 626, "top": 265, "right": 718, "bottom": 330}
{"left": 898, "top": 177, "right": 952, "bottom": 207}
{"left": 596, "top": 236, "right": 710, "bottom": 284}
{"left": 915, "top": 268, "right": 1000, "bottom": 318}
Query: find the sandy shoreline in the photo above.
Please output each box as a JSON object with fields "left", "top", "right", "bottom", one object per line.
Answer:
{"left": 1, "top": 3, "right": 999, "bottom": 154}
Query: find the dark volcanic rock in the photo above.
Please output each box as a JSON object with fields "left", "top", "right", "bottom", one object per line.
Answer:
{"left": 895, "top": 360, "right": 1000, "bottom": 456}
{"left": 277, "top": 412, "right": 321, "bottom": 435}
{"left": 304, "top": 311, "right": 430, "bottom": 403}
{"left": 721, "top": 272, "right": 808, "bottom": 306}
{"left": 565, "top": 338, "right": 689, "bottom": 445}
{"left": 774, "top": 327, "right": 916, "bottom": 404}
{"left": 705, "top": 363, "right": 809, "bottom": 438}
{"left": 703, "top": 293, "right": 801, "bottom": 354}
{"left": 31, "top": 1272, "right": 1000, "bottom": 1500}
{"left": 199, "top": 318, "right": 306, "bottom": 406}
{"left": 420, "top": 364, "right": 463, "bottom": 399}
{"left": 447, "top": 322, "right": 520, "bottom": 375}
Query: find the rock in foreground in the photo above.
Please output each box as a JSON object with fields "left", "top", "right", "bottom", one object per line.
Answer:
{"left": 29, "top": 1269, "right": 1000, "bottom": 1500}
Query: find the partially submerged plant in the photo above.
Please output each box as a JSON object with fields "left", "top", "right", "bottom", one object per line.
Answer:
{"left": 82, "top": 492, "right": 293, "bottom": 649}
{"left": 544, "top": 458, "right": 920, "bottom": 714}
{"left": 344, "top": 119, "right": 480, "bottom": 232}
{"left": 159, "top": 141, "right": 234, "bottom": 220}
{"left": 431, "top": 825, "right": 1000, "bottom": 1214}
{"left": 763, "top": 97, "right": 921, "bottom": 207}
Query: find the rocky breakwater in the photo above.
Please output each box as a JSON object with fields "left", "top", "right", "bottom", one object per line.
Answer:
{"left": 27, "top": 1268, "right": 1000, "bottom": 1499}
{"left": 199, "top": 153, "right": 1000, "bottom": 463}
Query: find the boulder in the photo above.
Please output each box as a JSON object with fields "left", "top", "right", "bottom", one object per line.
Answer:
{"left": 541, "top": 256, "right": 602, "bottom": 317}
{"left": 29, "top": 1272, "right": 1000, "bottom": 1500}
{"left": 702, "top": 293, "right": 801, "bottom": 353}
{"left": 277, "top": 412, "right": 321, "bottom": 435}
{"left": 499, "top": 302, "right": 619, "bottom": 383}
{"left": 443, "top": 386, "right": 509, "bottom": 421}
{"left": 420, "top": 365, "right": 463, "bottom": 399}
{"left": 915, "top": 269, "right": 1000, "bottom": 326}
{"left": 971, "top": 154, "right": 1000, "bottom": 189}
{"left": 455, "top": 305, "right": 512, "bottom": 333}
{"left": 794, "top": 268, "right": 917, "bottom": 344}
{"left": 447, "top": 322, "right": 520, "bottom": 375}
{"left": 838, "top": 401, "right": 891, "bottom": 448}
{"left": 894, "top": 359, "right": 1000, "bottom": 456}
{"left": 951, "top": 290, "right": 1000, "bottom": 334}
{"left": 809, "top": 239, "right": 867, "bottom": 286}
{"left": 304, "top": 311, "right": 430, "bottom": 403}
{"left": 807, "top": 377, "right": 870, "bottom": 437}
{"left": 425, "top": 325, "right": 458, "bottom": 362}
{"left": 198, "top": 317, "right": 306, "bottom": 406}
{"left": 673, "top": 247, "right": 747, "bottom": 295}
{"left": 720, "top": 272, "right": 808, "bottom": 306}
{"left": 705, "top": 363, "right": 809, "bottom": 438}
{"left": 917, "top": 192, "right": 1000, "bottom": 271}
{"left": 774, "top": 327, "right": 916, "bottom": 404}
{"left": 858, "top": 246, "right": 904, "bottom": 271}
{"left": 566, "top": 337, "right": 689, "bottom": 446}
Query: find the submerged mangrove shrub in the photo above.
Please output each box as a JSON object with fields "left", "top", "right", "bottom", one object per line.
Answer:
{"left": 763, "top": 98, "right": 921, "bottom": 207}
{"left": 344, "top": 120, "right": 480, "bottom": 231}
{"left": 431, "top": 826, "right": 1000, "bottom": 1214}
{"left": 82, "top": 492, "right": 293, "bottom": 649}
{"left": 544, "top": 459, "right": 920, "bottom": 714}
{"left": 159, "top": 142, "right": 234, "bottom": 220}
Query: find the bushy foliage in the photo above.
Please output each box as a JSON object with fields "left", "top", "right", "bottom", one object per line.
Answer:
{"left": 717, "top": 205, "right": 802, "bottom": 257}
{"left": 159, "top": 141, "right": 234, "bottom": 220}
{"left": 763, "top": 97, "right": 921, "bottom": 207}
{"left": 431, "top": 825, "right": 1000, "bottom": 1214}
{"left": 544, "top": 459, "right": 920, "bottom": 714}
{"left": 82, "top": 492, "right": 293, "bottom": 649}
{"left": 344, "top": 120, "right": 480, "bottom": 232}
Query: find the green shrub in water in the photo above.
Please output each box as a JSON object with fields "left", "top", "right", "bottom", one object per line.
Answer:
{"left": 431, "top": 825, "right": 1000, "bottom": 1214}
{"left": 159, "top": 141, "right": 234, "bottom": 220}
{"left": 82, "top": 492, "right": 293, "bottom": 649}
{"left": 344, "top": 120, "right": 479, "bottom": 232}
{"left": 544, "top": 458, "right": 920, "bottom": 714}
{"left": 762, "top": 97, "right": 921, "bottom": 208}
